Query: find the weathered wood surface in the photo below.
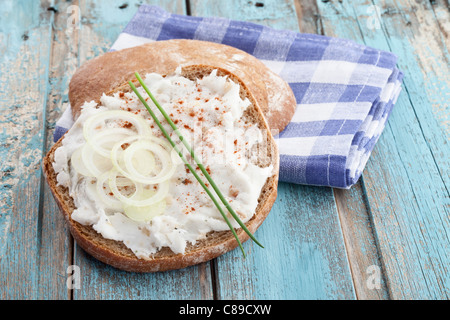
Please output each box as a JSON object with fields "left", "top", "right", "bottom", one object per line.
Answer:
{"left": 0, "top": 0, "right": 448, "bottom": 300}
{"left": 316, "top": 0, "right": 449, "bottom": 299}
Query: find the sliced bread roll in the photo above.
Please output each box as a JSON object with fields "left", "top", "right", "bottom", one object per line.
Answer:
{"left": 68, "top": 39, "right": 296, "bottom": 133}
{"left": 43, "top": 65, "right": 279, "bottom": 272}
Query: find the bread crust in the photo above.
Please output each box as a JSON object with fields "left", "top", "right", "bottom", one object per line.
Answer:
{"left": 68, "top": 39, "right": 296, "bottom": 133}
{"left": 44, "top": 65, "right": 279, "bottom": 272}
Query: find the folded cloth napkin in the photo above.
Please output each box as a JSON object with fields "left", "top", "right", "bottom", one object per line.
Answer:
{"left": 54, "top": 5, "right": 403, "bottom": 189}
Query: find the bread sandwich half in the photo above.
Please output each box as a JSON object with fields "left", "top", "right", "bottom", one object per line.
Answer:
{"left": 69, "top": 39, "right": 296, "bottom": 134}
{"left": 43, "top": 41, "right": 294, "bottom": 272}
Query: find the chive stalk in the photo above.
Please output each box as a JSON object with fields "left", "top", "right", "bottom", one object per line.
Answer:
{"left": 133, "top": 72, "right": 264, "bottom": 249}
{"left": 128, "top": 79, "right": 252, "bottom": 257}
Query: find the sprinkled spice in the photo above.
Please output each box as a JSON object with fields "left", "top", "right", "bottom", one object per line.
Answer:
{"left": 229, "top": 186, "right": 239, "bottom": 198}
{"left": 122, "top": 121, "right": 133, "bottom": 128}
{"left": 182, "top": 178, "right": 192, "bottom": 185}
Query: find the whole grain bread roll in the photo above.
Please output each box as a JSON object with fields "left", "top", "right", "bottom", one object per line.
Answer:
{"left": 43, "top": 65, "right": 279, "bottom": 272}
{"left": 69, "top": 39, "right": 296, "bottom": 133}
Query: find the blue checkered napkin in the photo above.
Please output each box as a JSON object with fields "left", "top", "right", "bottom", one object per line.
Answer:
{"left": 54, "top": 5, "right": 403, "bottom": 189}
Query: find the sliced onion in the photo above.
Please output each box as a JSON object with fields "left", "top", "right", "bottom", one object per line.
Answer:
{"left": 123, "top": 200, "right": 166, "bottom": 222}
{"left": 81, "top": 143, "right": 112, "bottom": 177}
{"left": 123, "top": 187, "right": 166, "bottom": 221}
{"left": 83, "top": 110, "right": 151, "bottom": 137}
{"left": 71, "top": 146, "right": 94, "bottom": 177}
{"left": 108, "top": 169, "right": 169, "bottom": 207}
{"left": 111, "top": 135, "right": 177, "bottom": 185}
{"left": 83, "top": 110, "right": 152, "bottom": 153}
{"left": 86, "top": 127, "right": 135, "bottom": 158}
{"left": 131, "top": 148, "right": 156, "bottom": 176}
{"left": 96, "top": 171, "right": 124, "bottom": 211}
{"left": 71, "top": 110, "right": 181, "bottom": 221}
{"left": 122, "top": 139, "right": 174, "bottom": 182}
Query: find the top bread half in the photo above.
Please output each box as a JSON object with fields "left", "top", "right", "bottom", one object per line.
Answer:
{"left": 68, "top": 39, "right": 296, "bottom": 133}
{"left": 43, "top": 64, "right": 280, "bottom": 272}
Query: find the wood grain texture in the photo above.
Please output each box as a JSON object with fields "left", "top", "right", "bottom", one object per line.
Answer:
{"left": 333, "top": 182, "right": 389, "bottom": 300}
{"left": 214, "top": 183, "right": 355, "bottom": 299}
{"left": 0, "top": 0, "right": 56, "bottom": 299}
{"left": 38, "top": 0, "right": 81, "bottom": 300}
{"left": 293, "top": 0, "right": 323, "bottom": 34}
{"left": 361, "top": 0, "right": 449, "bottom": 299}
{"left": 190, "top": 0, "right": 356, "bottom": 300}
{"left": 293, "top": 2, "right": 390, "bottom": 300}
{"left": 191, "top": 0, "right": 299, "bottom": 31}
{"left": 73, "top": 244, "right": 213, "bottom": 299}
{"left": 430, "top": 0, "right": 450, "bottom": 51}
{"left": 318, "top": 0, "right": 449, "bottom": 299}
{"left": 1, "top": 0, "right": 448, "bottom": 300}
{"left": 314, "top": 0, "right": 392, "bottom": 300}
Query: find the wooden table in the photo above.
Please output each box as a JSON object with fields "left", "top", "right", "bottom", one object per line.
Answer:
{"left": 0, "top": 0, "right": 448, "bottom": 300}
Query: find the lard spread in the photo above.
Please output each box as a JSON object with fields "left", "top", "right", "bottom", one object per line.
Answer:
{"left": 53, "top": 69, "right": 273, "bottom": 258}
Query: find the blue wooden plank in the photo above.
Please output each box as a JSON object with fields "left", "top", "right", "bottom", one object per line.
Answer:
{"left": 74, "top": 245, "right": 213, "bottom": 299}
{"left": 214, "top": 183, "right": 355, "bottom": 299}
{"left": 190, "top": 0, "right": 300, "bottom": 31}
{"left": 360, "top": 0, "right": 449, "bottom": 299}
{"left": 317, "top": 0, "right": 449, "bottom": 299}
{"left": 38, "top": 0, "right": 85, "bottom": 299}
{"left": 190, "top": 0, "right": 356, "bottom": 300}
{"left": 0, "top": 0, "right": 58, "bottom": 299}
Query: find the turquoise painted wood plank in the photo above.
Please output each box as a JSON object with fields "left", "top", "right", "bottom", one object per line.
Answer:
{"left": 333, "top": 183, "right": 390, "bottom": 300}
{"left": 74, "top": 245, "right": 213, "bottom": 299}
{"left": 0, "top": 0, "right": 58, "bottom": 299}
{"left": 38, "top": 0, "right": 83, "bottom": 299}
{"left": 430, "top": 0, "right": 450, "bottom": 50}
{"left": 214, "top": 183, "right": 356, "bottom": 299}
{"left": 317, "top": 0, "right": 449, "bottom": 299}
{"left": 293, "top": 0, "right": 323, "bottom": 34}
{"left": 191, "top": 0, "right": 300, "bottom": 30}
{"left": 362, "top": 0, "right": 449, "bottom": 299}
{"left": 65, "top": 0, "right": 214, "bottom": 300}
{"left": 190, "top": 0, "right": 356, "bottom": 299}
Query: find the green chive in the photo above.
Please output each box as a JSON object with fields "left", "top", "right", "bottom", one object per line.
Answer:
{"left": 134, "top": 72, "right": 264, "bottom": 249}
{"left": 128, "top": 80, "right": 248, "bottom": 257}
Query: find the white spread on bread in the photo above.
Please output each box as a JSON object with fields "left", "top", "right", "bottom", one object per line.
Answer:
{"left": 53, "top": 69, "right": 273, "bottom": 258}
